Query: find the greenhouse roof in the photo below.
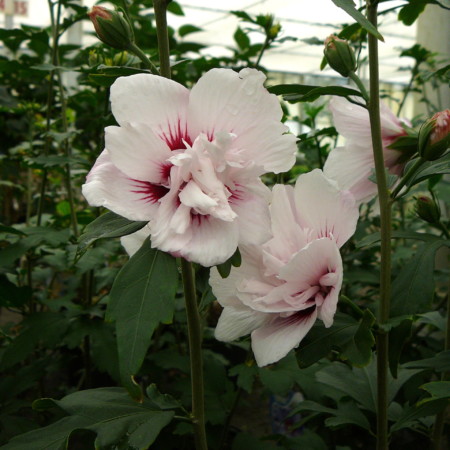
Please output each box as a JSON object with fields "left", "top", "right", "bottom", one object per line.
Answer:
{"left": 3, "top": 0, "right": 417, "bottom": 83}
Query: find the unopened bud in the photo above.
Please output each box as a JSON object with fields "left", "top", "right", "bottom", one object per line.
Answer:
{"left": 418, "top": 109, "right": 450, "bottom": 161}
{"left": 268, "top": 23, "right": 281, "bottom": 40}
{"left": 88, "top": 49, "right": 101, "bottom": 66}
{"left": 88, "top": 6, "right": 134, "bottom": 50}
{"left": 324, "top": 35, "right": 356, "bottom": 77}
{"left": 415, "top": 196, "right": 440, "bottom": 224}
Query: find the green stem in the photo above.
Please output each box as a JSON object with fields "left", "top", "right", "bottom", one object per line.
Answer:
{"left": 181, "top": 259, "right": 208, "bottom": 450}
{"left": 390, "top": 157, "right": 425, "bottom": 200}
{"left": 152, "top": 2, "right": 206, "bottom": 447}
{"left": 367, "top": 2, "right": 392, "bottom": 449}
{"left": 153, "top": 0, "right": 172, "bottom": 79}
{"left": 127, "top": 42, "right": 159, "bottom": 74}
{"left": 255, "top": 37, "right": 270, "bottom": 69}
{"left": 37, "top": 0, "right": 61, "bottom": 225}
{"left": 349, "top": 71, "right": 370, "bottom": 104}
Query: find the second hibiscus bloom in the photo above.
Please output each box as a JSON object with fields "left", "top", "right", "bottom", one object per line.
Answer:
{"left": 83, "top": 68, "right": 297, "bottom": 266}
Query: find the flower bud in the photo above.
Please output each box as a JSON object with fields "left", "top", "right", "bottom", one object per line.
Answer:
{"left": 418, "top": 109, "right": 450, "bottom": 161}
{"left": 88, "top": 6, "right": 134, "bottom": 50}
{"left": 324, "top": 35, "right": 357, "bottom": 77}
{"left": 415, "top": 195, "right": 440, "bottom": 224}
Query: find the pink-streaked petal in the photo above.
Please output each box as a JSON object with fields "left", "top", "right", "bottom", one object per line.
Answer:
{"left": 215, "top": 305, "right": 269, "bottom": 342}
{"left": 329, "top": 96, "right": 404, "bottom": 143}
{"left": 105, "top": 124, "right": 171, "bottom": 183}
{"left": 120, "top": 225, "right": 151, "bottom": 257}
{"left": 188, "top": 69, "right": 296, "bottom": 174}
{"left": 280, "top": 238, "right": 342, "bottom": 287}
{"left": 294, "top": 169, "right": 359, "bottom": 247}
{"left": 110, "top": 74, "right": 191, "bottom": 149}
{"left": 251, "top": 306, "right": 318, "bottom": 367}
{"left": 151, "top": 189, "right": 240, "bottom": 266}
{"left": 324, "top": 143, "right": 378, "bottom": 204}
{"left": 180, "top": 216, "right": 240, "bottom": 267}
{"left": 82, "top": 150, "right": 160, "bottom": 221}
{"left": 230, "top": 181, "right": 272, "bottom": 246}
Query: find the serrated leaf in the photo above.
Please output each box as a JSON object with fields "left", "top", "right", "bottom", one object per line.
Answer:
{"left": 146, "top": 384, "right": 181, "bottom": 410}
{"left": 77, "top": 211, "right": 147, "bottom": 257}
{"left": 398, "top": 0, "right": 428, "bottom": 26}
{"left": 420, "top": 381, "right": 450, "bottom": 402}
{"left": 107, "top": 240, "right": 178, "bottom": 399}
{"left": 406, "top": 153, "right": 450, "bottom": 187}
{"left": 331, "top": 0, "right": 384, "bottom": 41}
{"left": 234, "top": 27, "right": 250, "bottom": 51}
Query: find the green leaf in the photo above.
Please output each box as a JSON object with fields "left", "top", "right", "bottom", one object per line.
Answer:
{"left": 20, "top": 388, "right": 174, "bottom": 449}
{"left": 324, "top": 400, "right": 372, "bottom": 431}
{"left": 403, "top": 351, "right": 450, "bottom": 373}
{"left": 356, "top": 230, "right": 441, "bottom": 249}
{"left": 340, "top": 309, "right": 375, "bottom": 367}
{"left": 77, "top": 211, "right": 147, "bottom": 258}
{"left": 388, "top": 318, "right": 412, "bottom": 378}
{"left": 1, "top": 312, "right": 71, "bottom": 369}
{"left": 2, "top": 416, "right": 91, "bottom": 450}
{"left": 234, "top": 27, "right": 250, "bottom": 51}
{"left": 406, "top": 153, "right": 450, "bottom": 187}
{"left": 268, "top": 84, "right": 363, "bottom": 103}
{"left": 0, "top": 275, "right": 32, "bottom": 308}
{"left": 420, "top": 381, "right": 450, "bottom": 402}
{"left": 331, "top": 0, "right": 384, "bottom": 41}
{"left": 398, "top": 0, "right": 428, "bottom": 26}
{"left": 391, "top": 240, "right": 449, "bottom": 316}
{"left": 297, "top": 312, "right": 375, "bottom": 368}
{"left": 229, "top": 363, "right": 258, "bottom": 393}
{"left": 167, "top": 1, "right": 184, "bottom": 16}
{"left": 259, "top": 352, "right": 300, "bottom": 395}
{"left": 178, "top": 24, "right": 202, "bottom": 37}
{"left": 107, "top": 240, "right": 178, "bottom": 399}
{"left": 146, "top": 384, "right": 181, "bottom": 410}
{"left": 391, "top": 398, "right": 449, "bottom": 432}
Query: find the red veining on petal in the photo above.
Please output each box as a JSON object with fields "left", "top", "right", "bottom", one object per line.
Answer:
{"left": 160, "top": 163, "right": 172, "bottom": 183}
{"left": 283, "top": 305, "right": 317, "bottom": 326}
{"left": 228, "top": 186, "right": 244, "bottom": 203}
{"left": 190, "top": 212, "right": 208, "bottom": 226}
{"left": 159, "top": 118, "right": 192, "bottom": 151}
{"left": 130, "top": 179, "right": 169, "bottom": 203}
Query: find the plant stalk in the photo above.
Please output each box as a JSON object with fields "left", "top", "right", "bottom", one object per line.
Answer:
{"left": 153, "top": 0, "right": 172, "bottom": 79}
{"left": 390, "top": 157, "right": 425, "bottom": 200}
{"left": 367, "top": 2, "right": 392, "bottom": 449}
{"left": 349, "top": 71, "right": 370, "bottom": 104}
{"left": 127, "top": 42, "right": 159, "bottom": 74}
{"left": 181, "top": 259, "right": 208, "bottom": 450}
{"left": 153, "top": 2, "right": 206, "bottom": 447}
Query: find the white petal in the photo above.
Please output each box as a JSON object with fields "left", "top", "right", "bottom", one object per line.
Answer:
{"left": 120, "top": 225, "right": 151, "bottom": 257}
{"left": 251, "top": 307, "right": 318, "bottom": 367}
{"left": 110, "top": 74, "right": 191, "bottom": 150}
{"left": 324, "top": 143, "right": 378, "bottom": 204}
{"left": 280, "top": 238, "right": 342, "bottom": 287}
{"left": 105, "top": 124, "right": 171, "bottom": 182}
{"left": 180, "top": 216, "right": 240, "bottom": 267}
{"left": 230, "top": 181, "right": 272, "bottom": 246}
{"left": 179, "top": 180, "right": 218, "bottom": 211}
{"left": 82, "top": 150, "right": 161, "bottom": 221}
{"left": 294, "top": 169, "right": 359, "bottom": 247}
{"left": 188, "top": 68, "right": 296, "bottom": 174}
{"left": 215, "top": 305, "right": 269, "bottom": 342}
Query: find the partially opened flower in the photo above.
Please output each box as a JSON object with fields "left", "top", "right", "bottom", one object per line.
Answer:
{"left": 82, "top": 68, "right": 297, "bottom": 266}
{"left": 211, "top": 169, "right": 359, "bottom": 366}
{"left": 324, "top": 96, "right": 409, "bottom": 203}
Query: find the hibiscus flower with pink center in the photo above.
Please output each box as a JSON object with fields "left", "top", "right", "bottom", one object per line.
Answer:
{"left": 82, "top": 68, "right": 297, "bottom": 266}
{"left": 211, "top": 169, "right": 359, "bottom": 366}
